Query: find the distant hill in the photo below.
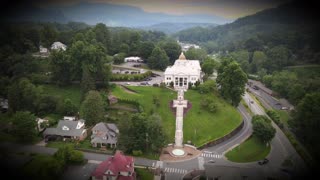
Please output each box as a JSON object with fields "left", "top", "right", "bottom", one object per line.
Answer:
{"left": 1, "top": 2, "right": 232, "bottom": 27}
{"left": 137, "top": 23, "right": 218, "bottom": 34}
{"left": 175, "top": 0, "right": 320, "bottom": 64}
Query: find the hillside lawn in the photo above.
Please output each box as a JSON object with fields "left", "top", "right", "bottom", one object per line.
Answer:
{"left": 225, "top": 136, "right": 271, "bottom": 163}
{"left": 38, "top": 84, "right": 242, "bottom": 147}
{"left": 112, "top": 85, "right": 242, "bottom": 147}
{"left": 40, "top": 84, "right": 82, "bottom": 108}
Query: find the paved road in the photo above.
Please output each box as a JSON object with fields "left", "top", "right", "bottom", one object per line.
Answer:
{"left": 247, "top": 85, "right": 282, "bottom": 110}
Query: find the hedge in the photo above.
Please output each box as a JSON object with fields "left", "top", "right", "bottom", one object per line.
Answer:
{"left": 111, "top": 71, "right": 152, "bottom": 81}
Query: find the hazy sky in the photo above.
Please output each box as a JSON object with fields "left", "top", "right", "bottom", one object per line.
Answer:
{"left": 32, "top": 0, "right": 289, "bottom": 19}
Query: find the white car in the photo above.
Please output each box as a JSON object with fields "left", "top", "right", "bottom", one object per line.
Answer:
{"left": 126, "top": 82, "right": 131, "bottom": 85}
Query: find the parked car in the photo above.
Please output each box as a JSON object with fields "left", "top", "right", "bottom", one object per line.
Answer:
{"left": 126, "top": 82, "right": 131, "bottom": 85}
{"left": 140, "top": 82, "right": 146, "bottom": 85}
{"left": 258, "top": 158, "right": 269, "bottom": 165}
{"left": 146, "top": 82, "right": 151, "bottom": 85}
{"left": 208, "top": 160, "right": 215, "bottom": 163}
{"left": 253, "top": 85, "right": 260, "bottom": 90}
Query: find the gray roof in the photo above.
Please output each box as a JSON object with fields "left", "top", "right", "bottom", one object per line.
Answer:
{"left": 91, "top": 122, "right": 118, "bottom": 144}
{"left": 106, "top": 123, "right": 119, "bottom": 132}
{"left": 91, "top": 135, "right": 117, "bottom": 144}
{"left": 92, "top": 122, "right": 108, "bottom": 132}
{"left": 43, "top": 120, "right": 86, "bottom": 137}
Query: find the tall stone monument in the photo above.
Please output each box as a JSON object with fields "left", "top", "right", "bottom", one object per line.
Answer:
{"left": 173, "top": 88, "right": 188, "bottom": 149}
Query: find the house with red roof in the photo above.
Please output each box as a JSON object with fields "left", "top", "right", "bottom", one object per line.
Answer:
{"left": 91, "top": 150, "right": 136, "bottom": 180}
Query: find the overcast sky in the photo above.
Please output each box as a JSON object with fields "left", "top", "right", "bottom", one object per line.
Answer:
{"left": 30, "top": 0, "right": 289, "bottom": 19}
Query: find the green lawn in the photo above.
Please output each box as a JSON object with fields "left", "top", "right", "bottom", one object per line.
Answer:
{"left": 276, "top": 110, "right": 290, "bottom": 125}
{"left": 39, "top": 84, "right": 82, "bottom": 108}
{"left": 111, "top": 85, "right": 242, "bottom": 147}
{"left": 225, "top": 136, "right": 271, "bottom": 163}
{"left": 135, "top": 168, "right": 154, "bottom": 180}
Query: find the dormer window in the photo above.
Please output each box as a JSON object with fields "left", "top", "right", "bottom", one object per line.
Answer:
{"left": 62, "top": 126, "right": 69, "bottom": 131}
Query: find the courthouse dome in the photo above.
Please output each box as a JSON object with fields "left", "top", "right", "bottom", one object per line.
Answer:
{"left": 178, "top": 52, "right": 186, "bottom": 60}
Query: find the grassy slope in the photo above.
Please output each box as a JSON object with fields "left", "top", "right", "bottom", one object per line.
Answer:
{"left": 225, "top": 136, "right": 271, "bottom": 163}
{"left": 112, "top": 86, "right": 242, "bottom": 147}
{"left": 39, "top": 84, "right": 82, "bottom": 108}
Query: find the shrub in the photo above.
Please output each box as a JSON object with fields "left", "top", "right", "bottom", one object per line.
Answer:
{"left": 69, "top": 150, "right": 85, "bottom": 164}
{"left": 266, "top": 110, "right": 283, "bottom": 128}
{"left": 132, "top": 150, "right": 143, "bottom": 156}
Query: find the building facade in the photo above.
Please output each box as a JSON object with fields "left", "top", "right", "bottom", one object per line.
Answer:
{"left": 164, "top": 52, "right": 202, "bottom": 89}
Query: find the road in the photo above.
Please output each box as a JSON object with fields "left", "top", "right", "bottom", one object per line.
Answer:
{"left": 247, "top": 85, "right": 282, "bottom": 110}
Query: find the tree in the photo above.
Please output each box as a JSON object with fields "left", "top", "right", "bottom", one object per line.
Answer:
{"left": 230, "top": 50, "right": 250, "bottom": 73}
{"left": 93, "top": 23, "right": 111, "bottom": 52}
{"left": 119, "top": 43, "right": 129, "bottom": 54}
{"left": 146, "top": 114, "right": 167, "bottom": 152}
{"left": 58, "top": 98, "right": 77, "bottom": 116}
{"left": 288, "top": 83, "right": 305, "bottom": 105}
{"left": 160, "top": 40, "right": 181, "bottom": 64}
{"left": 201, "top": 57, "right": 216, "bottom": 75}
{"left": 113, "top": 53, "right": 126, "bottom": 65}
{"left": 54, "top": 145, "right": 84, "bottom": 165}
{"left": 80, "top": 91, "right": 105, "bottom": 126}
{"left": 271, "top": 71, "right": 297, "bottom": 97}
{"left": 23, "top": 155, "right": 64, "bottom": 180}
{"left": 36, "top": 95, "right": 59, "bottom": 115}
{"left": 197, "top": 80, "right": 217, "bottom": 94}
{"left": 81, "top": 66, "right": 95, "bottom": 95}
{"left": 12, "top": 111, "right": 37, "bottom": 142}
{"left": 250, "top": 51, "right": 267, "bottom": 73}
{"left": 252, "top": 115, "right": 276, "bottom": 143}
{"left": 40, "top": 24, "right": 58, "bottom": 48}
{"left": 50, "top": 50, "right": 72, "bottom": 85}
{"left": 8, "top": 78, "right": 41, "bottom": 113}
{"left": 185, "top": 47, "right": 207, "bottom": 62}
{"left": 200, "top": 97, "right": 218, "bottom": 113}
{"left": 147, "top": 47, "right": 169, "bottom": 70}
{"left": 290, "top": 93, "right": 320, "bottom": 144}
{"left": 118, "top": 113, "right": 166, "bottom": 154}
{"left": 216, "top": 59, "right": 247, "bottom": 106}
{"left": 266, "top": 45, "right": 291, "bottom": 71}
{"left": 138, "top": 41, "right": 155, "bottom": 60}
{"left": 262, "top": 74, "right": 273, "bottom": 87}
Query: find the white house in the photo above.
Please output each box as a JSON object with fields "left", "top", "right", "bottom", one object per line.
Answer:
{"left": 63, "top": 116, "right": 76, "bottom": 121}
{"left": 35, "top": 118, "right": 49, "bottom": 132}
{"left": 51, "top": 42, "right": 67, "bottom": 51}
{"left": 39, "top": 45, "right": 48, "bottom": 53}
{"left": 164, "top": 52, "right": 202, "bottom": 89}
{"left": 124, "top": 56, "right": 143, "bottom": 63}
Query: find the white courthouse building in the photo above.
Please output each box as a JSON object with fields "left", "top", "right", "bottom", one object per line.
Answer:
{"left": 164, "top": 52, "right": 202, "bottom": 89}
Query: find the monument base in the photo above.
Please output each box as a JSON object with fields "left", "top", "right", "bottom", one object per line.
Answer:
{"left": 171, "top": 149, "right": 186, "bottom": 157}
